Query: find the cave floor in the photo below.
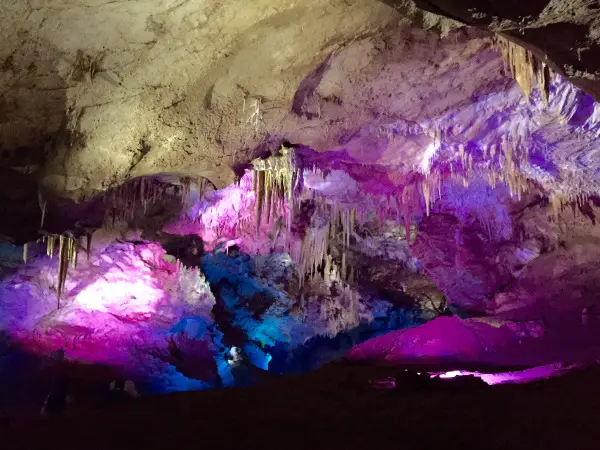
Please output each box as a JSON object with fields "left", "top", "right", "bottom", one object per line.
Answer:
{"left": 3, "top": 362, "right": 600, "bottom": 450}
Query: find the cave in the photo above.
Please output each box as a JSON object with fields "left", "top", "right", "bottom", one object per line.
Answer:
{"left": 2, "top": 1, "right": 600, "bottom": 448}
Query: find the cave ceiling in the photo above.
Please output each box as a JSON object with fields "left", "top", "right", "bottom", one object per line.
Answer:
{"left": 1, "top": 0, "right": 600, "bottom": 232}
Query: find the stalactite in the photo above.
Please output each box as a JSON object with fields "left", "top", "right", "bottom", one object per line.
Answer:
{"left": 37, "top": 190, "right": 47, "bottom": 229}
{"left": 180, "top": 177, "right": 192, "bottom": 209}
{"left": 69, "top": 235, "right": 78, "bottom": 268}
{"left": 265, "top": 171, "right": 273, "bottom": 224}
{"left": 423, "top": 132, "right": 531, "bottom": 201}
{"left": 104, "top": 176, "right": 199, "bottom": 225}
{"left": 41, "top": 232, "right": 79, "bottom": 306}
{"left": 339, "top": 206, "right": 355, "bottom": 281}
{"left": 422, "top": 180, "right": 431, "bottom": 216}
{"left": 55, "top": 235, "right": 66, "bottom": 307}
{"left": 535, "top": 60, "right": 551, "bottom": 106}
{"left": 548, "top": 192, "right": 590, "bottom": 221}
{"left": 548, "top": 191, "right": 593, "bottom": 223}
{"left": 422, "top": 172, "right": 442, "bottom": 218}
{"left": 40, "top": 201, "right": 47, "bottom": 229}
{"left": 400, "top": 185, "right": 419, "bottom": 245}
{"left": 549, "top": 192, "right": 564, "bottom": 221}
{"left": 297, "top": 207, "right": 329, "bottom": 287}
{"left": 255, "top": 170, "right": 266, "bottom": 231}
{"left": 86, "top": 233, "right": 92, "bottom": 259}
{"left": 294, "top": 195, "right": 358, "bottom": 286}
{"left": 494, "top": 35, "right": 552, "bottom": 104}
{"left": 251, "top": 145, "right": 299, "bottom": 235}
{"left": 46, "top": 235, "right": 56, "bottom": 258}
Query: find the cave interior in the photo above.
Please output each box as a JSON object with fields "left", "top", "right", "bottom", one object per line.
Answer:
{"left": 3, "top": 0, "right": 600, "bottom": 446}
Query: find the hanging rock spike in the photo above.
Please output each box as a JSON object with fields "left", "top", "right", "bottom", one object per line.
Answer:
{"left": 86, "top": 233, "right": 92, "bottom": 259}
{"left": 495, "top": 35, "right": 552, "bottom": 104}
{"left": 39, "top": 231, "right": 80, "bottom": 307}
{"left": 251, "top": 145, "right": 299, "bottom": 236}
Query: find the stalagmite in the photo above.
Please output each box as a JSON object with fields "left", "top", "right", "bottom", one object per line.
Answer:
{"left": 22, "top": 243, "right": 28, "bottom": 263}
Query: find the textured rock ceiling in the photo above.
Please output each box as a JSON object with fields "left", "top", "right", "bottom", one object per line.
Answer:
{"left": 2, "top": 0, "right": 600, "bottom": 206}
{"left": 1, "top": 0, "right": 398, "bottom": 199}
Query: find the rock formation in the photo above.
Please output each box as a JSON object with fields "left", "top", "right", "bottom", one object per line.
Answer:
{"left": 3, "top": 1, "right": 600, "bottom": 399}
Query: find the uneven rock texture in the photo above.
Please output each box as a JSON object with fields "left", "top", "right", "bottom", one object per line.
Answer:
{"left": 0, "top": 0, "right": 396, "bottom": 199}
{"left": 409, "top": 176, "right": 600, "bottom": 320}
{"left": 4, "top": 1, "right": 597, "bottom": 202}
{"left": 1, "top": 1, "right": 599, "bottom": 227}
{"left": 0, "top": 207, "right": 437, "bottom": 393}
{"left": 346, "top": 314, "right": 600, "bottom": 367}
{"left": 0, "top": 239, "right": 220, "bottom": 389}
{"left": 487, "top": 197, "right": 600, "bottom": 321}
{"left": 3, "top": 13, "right": 600, "bottom": 220}
{"left": 346, "top": 316, "right": 546, "bottom": 365}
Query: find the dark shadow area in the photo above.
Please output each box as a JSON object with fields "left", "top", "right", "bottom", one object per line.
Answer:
{"left": 507, "top": 23, "right": 593, "bottom": 69}
{"left": 291, "top": 54, "right": 332, "bottom": 118}
{"left": 0, "top": 173, "right": 194, "bottom": 245}
{"left": 0, "top": 340, "right": 129, "bottom": 423}
{"left": 408, "top": 0, "right": 551, "bottom": 23}
{"left": 0, "top": 38, "right": 67, "bottom": 173}
{"left": 3, "top": 361, "right": 600, "bottom": 450}
{"left": 0, "top": 38, "right": 69, "bottom": 243}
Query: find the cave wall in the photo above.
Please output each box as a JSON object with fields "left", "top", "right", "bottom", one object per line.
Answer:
{"left": 412, "top": 178, "right": 600, "bottom": 323}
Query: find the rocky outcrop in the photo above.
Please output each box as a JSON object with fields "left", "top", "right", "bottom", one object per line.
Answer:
{"left": 0, "top": 238, "right": 220, "bottom": 389}
{"left": 346, "top": 314, "right": 600, "bottom": 367}
{"left": 410, "top": 176, "right": 600, "bottom": 322}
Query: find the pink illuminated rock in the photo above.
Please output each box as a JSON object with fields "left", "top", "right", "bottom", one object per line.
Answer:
{"left": 0, "top": 241, "right": 219, "bottom": 385}
{"left": 347, "top": 317, "right": 484, "bottom": 364}
{"left": 346, "top": 316, "right": 551, "bottom": 366}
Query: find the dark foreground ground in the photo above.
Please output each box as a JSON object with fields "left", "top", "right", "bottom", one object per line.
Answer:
{"left": 2, "top": 362, "right": 600, "bottom": 450}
